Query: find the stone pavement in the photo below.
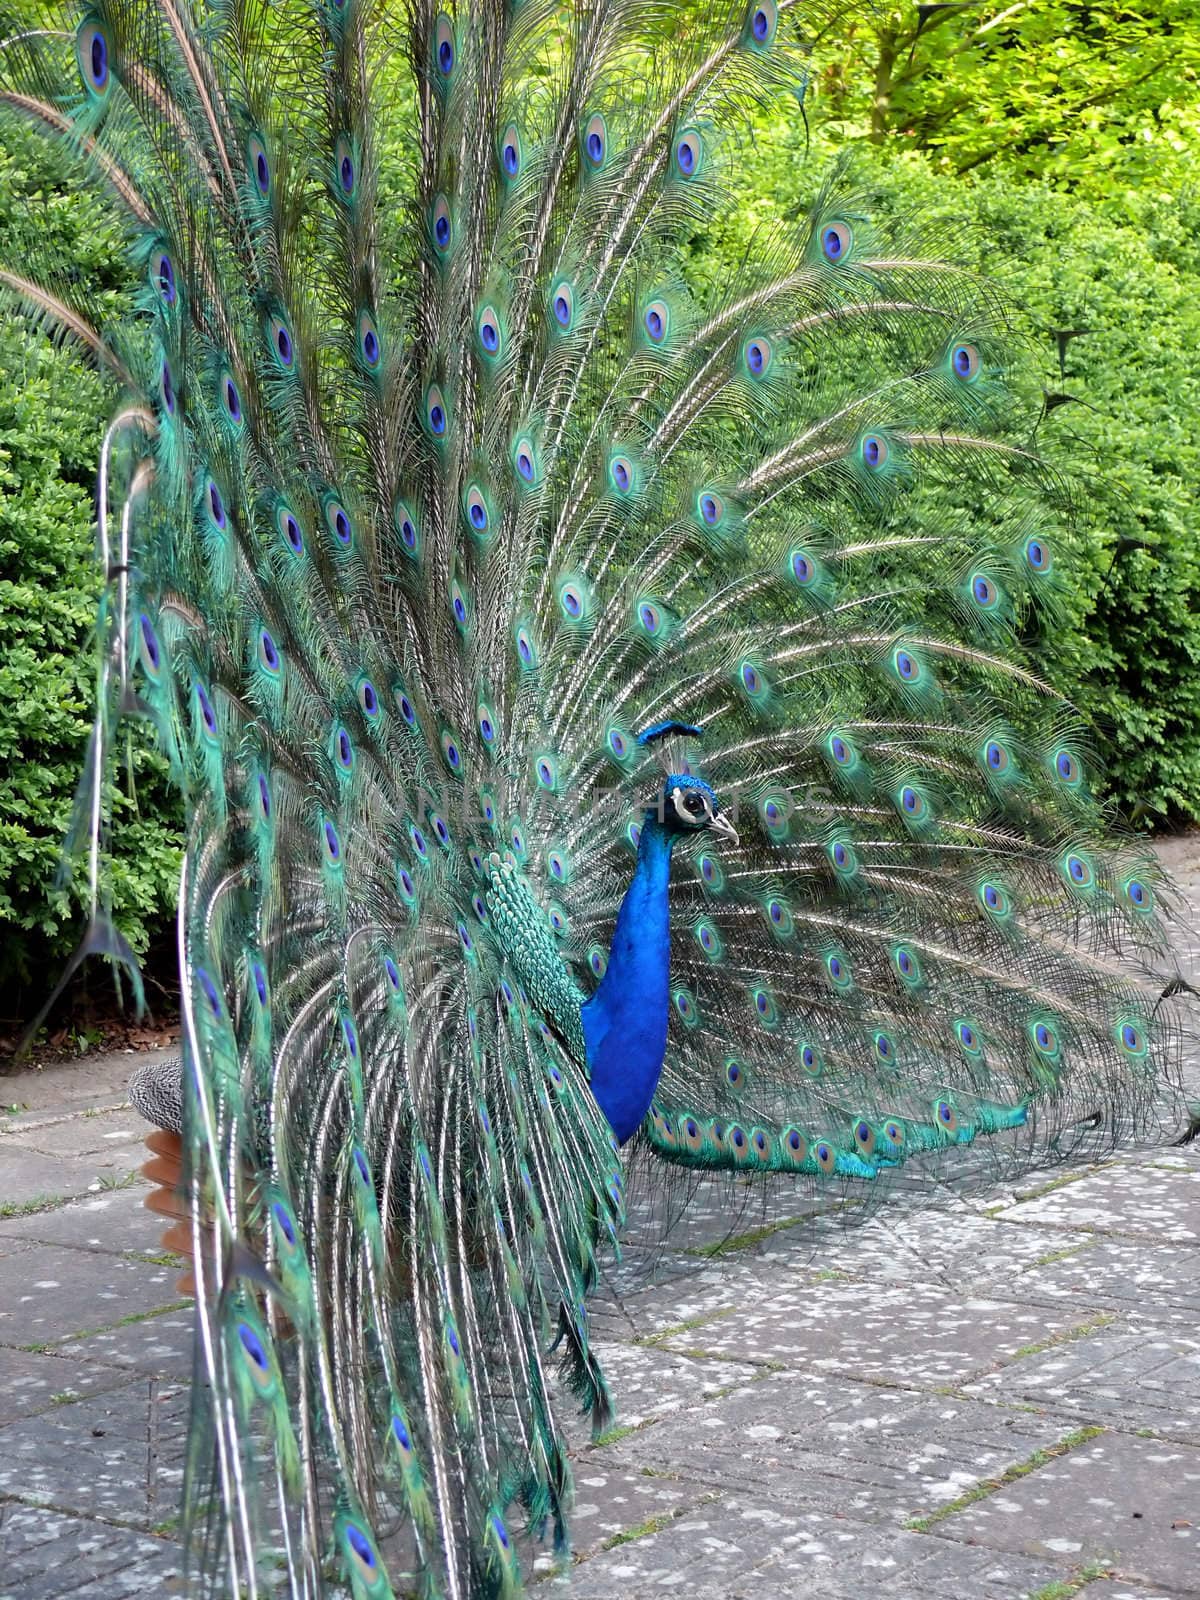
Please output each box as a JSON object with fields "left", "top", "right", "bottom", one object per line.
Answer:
{"left": 1, "top": 835, "right": 1197, "bottom": 1600}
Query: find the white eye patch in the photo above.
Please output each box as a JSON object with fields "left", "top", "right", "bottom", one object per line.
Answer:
{"left": 672, "top": 785, "right": 712, "bottom": 825}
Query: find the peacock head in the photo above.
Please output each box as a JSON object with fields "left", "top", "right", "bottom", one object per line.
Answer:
{"left": 635, "top": 721, "right": 738, "bottom": 844}
{"left": 661, "top": 773, "right": 739, "bottom": 844}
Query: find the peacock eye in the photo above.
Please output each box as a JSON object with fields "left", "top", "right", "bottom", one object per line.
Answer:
{"left": 683, "top": 793, "right": 704, "bottom": 816}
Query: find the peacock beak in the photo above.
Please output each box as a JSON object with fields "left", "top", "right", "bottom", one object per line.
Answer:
{"left": 710, "top": 812, "right": 739, "bottom": 847}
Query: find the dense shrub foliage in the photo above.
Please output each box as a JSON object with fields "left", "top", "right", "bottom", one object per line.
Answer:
{"left": 691, "top": 132, "right": 1200, "bottom": 823}
{"left": 0, "top": 127, "right": 181, "bottom": 1000}
{"left": 0, "top": 39, "right": 1196, "bottom": 997}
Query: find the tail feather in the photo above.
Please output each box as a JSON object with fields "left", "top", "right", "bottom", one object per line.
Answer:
{"left": 0, "top": 0, "right": 1188, "bottom": 1593}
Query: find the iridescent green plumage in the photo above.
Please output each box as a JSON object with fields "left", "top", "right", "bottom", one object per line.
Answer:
{"left": 0, "top": 0, "right": 1188, "bottom": 1594}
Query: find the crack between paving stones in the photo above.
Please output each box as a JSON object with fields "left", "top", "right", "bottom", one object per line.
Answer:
{"left": 11, "top": 1298, "right": 193, "bottom": 1354}
{"left": 0, "top": 1488, "right": 185, "bottom": 1542}
{"left": 987, "top": 1213, "right": 1200, "bottom": 1246}
{"left": 903, "top": 1424, "right": 1106, "bottom": 1533}
{"left": 0, "top": 1369, "right": 140, "bottom": 1429}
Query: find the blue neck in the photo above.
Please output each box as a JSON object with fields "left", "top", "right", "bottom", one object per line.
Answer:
{"left": 580, "top": 814, "right": 676, "bottom": 1144}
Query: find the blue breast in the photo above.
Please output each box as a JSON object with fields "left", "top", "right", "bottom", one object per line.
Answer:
{"left": 580, "top": 817, "right": 675, "bottom": 1144}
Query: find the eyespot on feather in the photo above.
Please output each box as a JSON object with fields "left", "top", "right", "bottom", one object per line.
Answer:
{"left": 476, "top": 303, "right": 504, "bottom": 360}
{"left": 220, "top": 369, "right": 244, "bottom": 428}
{"left": 819, "top": 220, "right": 852, "bottom": 263}
{"left": 861, "top": 433, "right": 889, "bottom": 470}
{"left": 424, "top": 383, "right": 448, "bottom": 440}
{"left": 1024, "top": 534, "right": 1053, "bottom": 574}
{"left": 499, "top": 122, "right": 523, "bottom": 180}
{"left": 434, "top": 13, "right": 456, "bottom": 78}
{"left": 137, "top": 613, "right": 162, "bottom": 681}
{"left": 673, "top": 128, "right": 703, "bottom": 180}
{"left": 333, "top": 134, "right": 357, "bottom": 199}
{"left": 247, "top": 133, "right": 271, "bottom": 200}
{"left": 463, "top": 482, "right": 495, "bottom": 542}
{"left": 969, "top": 572, "right": 1000, "bottom": 611}
{"left": 813, "top": 1139, "right": 837, "bottom": 1175}
{"left": 642, "top": 297, "right": 671, "bottom": 345}
{"left": 1051, "top": 747, "right": 1084, "bottom": 789}
{"left": 323, "top": 496, "right": 353, "bottom": 550}
{"left": 357, "top": 310, "right": 382, "bottom": 371}
{"left": 582, "top": 112, "right": 608, "bottom": 170}
{"left": 549, "top": 279, "right": 576, "bottom": 333}
{"left": 150, "top": 249, "right": 176, "bottom": 308}
{"left": 978, "top": 879, "right": 1012, "bottom": 919}
{"left": 394, "top": 497, "right": 420, "bottom": 559}
{"left": 266, "top": 311, "right": 296, "bottom": 370}
{"left": 741, "top": 334, "right": 774, "bottom": 380}
{"left": 431, "top": 194, "right": 454, "bottom": 257}
{"left": 1122, "top": 875, "right": 1153, "bottom": 914}
{"left": 825, "top": 950, "right": 852, "bottom": 991}
{"left": 512, "top": 432, "right": 542, "bottom": 487}
{"left": 608, "top": 451, "right": 638, "bottom": 496}
{"left": 76, "top": 16, "right": 113, "bottom": 99}
{"left": 742, "top": 0, "right": 778, "bottom": 50}
{"left": 203, "top": 478, "right": 228, "bottom": 534}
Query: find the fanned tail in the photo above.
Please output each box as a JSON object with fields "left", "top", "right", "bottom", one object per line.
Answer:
{"left": 1, "top": 0, "right": 1189, "bottom": 1594}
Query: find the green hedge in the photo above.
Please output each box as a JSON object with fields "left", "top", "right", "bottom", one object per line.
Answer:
{"left": 691, "top": 127, "right": 1200, "bottom": 823}
{"left": 0, "top": 112, "right": 1197, "bottom": 996}
{"left": 0, "top": 126, "right": 182, "bottom": 1000}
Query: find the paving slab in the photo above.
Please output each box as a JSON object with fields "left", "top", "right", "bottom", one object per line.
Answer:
{"left": 0, "top": 1148, "right": 120, "bottom": 1212}
{"left": 0, "top": 1183, "right": 166, "bottom": 1257}
{"left": 964, "top": 1324, "right": 1200, "bottom": 1444}
{"left": 0, "top": 1347, "right": 138, "bottom": 1425}
{"left": 566, "top": 1462, "right": 712, "bottom": 1560}
{"left": 561, "top": 1496, "right": 1071, "bottom": 1599}
{"left": 970, "top": 1236, "right": 1200, "bottom": 1330}
{"left": 0, "top": 1381, "right": 189, "bottom": 1533}
{"left": 54, "top": 1306, "right": 196, "bottom": 1383}
{"left": 3, "top": 1108, "right": 148, "bottom": 1162}
{"left": 550, "top": 1493, "right": 818, "bottom": 1600}
{"left": 730, "top": 1521, "right": 1076, "bottom": 1600}
{"left": 653, "top": 1274, "right": 1105, "bottom": 1387}
{"left": 0, "top": 1051, "right": 150, "bottom": 1120}
{"left": 589, "top": 1339, "right": 760, "bottom": 1430}
{"left": 0, "top": 1242, "right": 184, "bottom": 1349}
{"left": 796, "top": 1196, "right": 1081, "bottom": 1289}
{"left": 993, "top": 1154, "right": 1200, "bottom": 1243}
{"left": 929, "top": 1430, "right": 1200, "bottom": 1593}
{"left": 0, "top": 1502, "right": 182, "bottom": 1600}
{"left": 603, "top": 1372, "right": 1074, "bottom": 1525}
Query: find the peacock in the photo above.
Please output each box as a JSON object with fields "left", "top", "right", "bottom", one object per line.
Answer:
{"left": 0, "top": 0, "right": 1188, "bottom": 1594}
